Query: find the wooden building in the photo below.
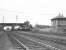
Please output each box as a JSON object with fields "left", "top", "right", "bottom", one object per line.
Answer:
{"left": 51, "top": 13, "right": 66, "bottom": 32}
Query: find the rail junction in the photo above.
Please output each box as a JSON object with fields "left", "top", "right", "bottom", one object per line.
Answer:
{"left": 0, "top": 23, "right": 65, "bottom": 50}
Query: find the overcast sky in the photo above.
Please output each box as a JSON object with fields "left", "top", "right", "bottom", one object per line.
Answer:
{"left": 0, "top": 0, "right": 66, "bottom": 26}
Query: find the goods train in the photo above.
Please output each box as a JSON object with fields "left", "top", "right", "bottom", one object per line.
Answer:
{"left": 3, "top": 24, "right": 33, "bottom": 31}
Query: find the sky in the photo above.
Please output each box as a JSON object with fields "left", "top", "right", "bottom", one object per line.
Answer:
{"left": 0, "top": 0, "right": 66, "bottom": 26}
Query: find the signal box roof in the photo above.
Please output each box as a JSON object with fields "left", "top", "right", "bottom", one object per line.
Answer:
{"left": 51, "top": 13, "right": 66, "bottom": 21}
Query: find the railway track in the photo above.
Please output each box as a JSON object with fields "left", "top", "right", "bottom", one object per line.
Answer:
{"left": 0, "top": 31, "right": 65, "bottom": 50}
{"left": 7, "top": 33, "right": 28, "bottom": 50}
{"left": 7, "top": 32, "right": 52, "bottom": 50}
{"left": 8, "top": 31, "right": 62, "bottom": 50}
{"left": 13, "top": 31, "right": 66, "bottom": 50}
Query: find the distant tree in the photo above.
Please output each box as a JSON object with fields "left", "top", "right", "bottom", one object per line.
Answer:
{"left": 23, "top": 21, "right": 33, "bottom": 31}
{"left": 24, "top": 21, "right": 30, "bottom": 25}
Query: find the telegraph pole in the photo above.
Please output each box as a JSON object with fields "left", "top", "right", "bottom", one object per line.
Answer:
{"left": 2, "top": 16, "right": 5, "bottom": 30}
{"left": 16, "top": 15, "right": 18, "bottom": 26}
{"left": 3, "top": 16, "right": 4, "bottom": 23}
{"left": 16, "top": 15, "right": 18, "bottom": 23}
